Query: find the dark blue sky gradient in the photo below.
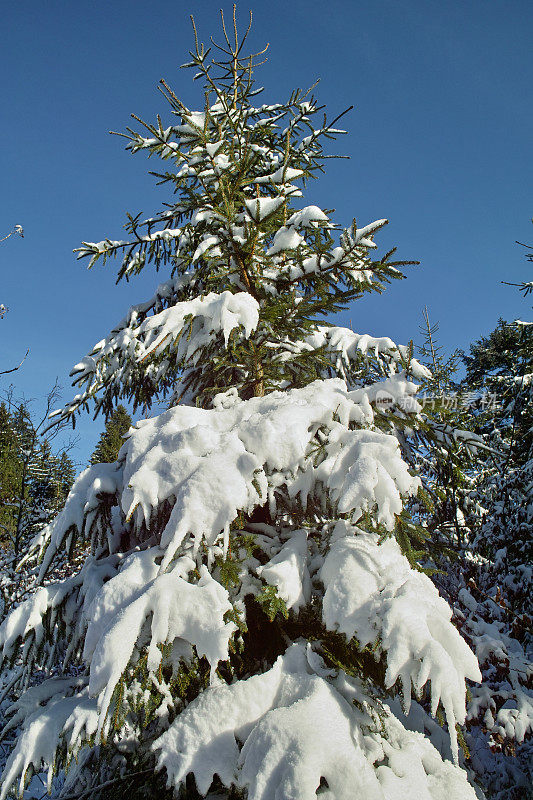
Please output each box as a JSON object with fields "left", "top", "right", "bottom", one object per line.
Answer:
{"left": 1, "top": 0, "right": 531, "bottom": 464}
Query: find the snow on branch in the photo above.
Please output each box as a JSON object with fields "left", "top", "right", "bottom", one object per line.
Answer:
{"left": 0, "top": 225, "right": 23, "bottom": 244}
{"left": 0, "top": 685, "right": 98, "bottom": 800}
{"left": 85, "top": 554, "right": 236, "bottom": 729}
{"left": 117, "top": 379, "right": 418, "bottom": 569}
{"left": 257, "top": 530, "right": 311, "bottom": 612}
{"left": 0, "top": 553, "right": 122, "bottom": 668}
{"left": 152, "top": 643, "right": 478, "bottom": 799}
{"left": 37, "top": 379, "right": 418, "bottom": 584}
{"left": 50, "top": 291, "right": 259, "bottom": 424}
{"left": 320, "top": 524, "right": 482, "bottom": 763}
{"left": 305, "top": 325, "right": 432, "bottom": 383}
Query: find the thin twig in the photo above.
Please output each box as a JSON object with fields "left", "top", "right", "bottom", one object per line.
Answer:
{"left": 57, "top": 768, "right": 154, "bottom": 800}
{"left": 0, "top": 348, "right": 29, "bottom": 376}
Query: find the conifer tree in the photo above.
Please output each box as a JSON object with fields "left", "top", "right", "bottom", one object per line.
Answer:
{"left": 412, "top": 307, "right": 483, "bottom": 547}
{"left": 0, "top": 396, "right": 75, "bottom": 559}
{"left": 0, "top": 11, "right": 483, "bottom": 800}
{"left": 55, "top": 452, "right": 77, "bottom": 509}
{"left": 461, "top": 296, "right": 533, "bottom": 588}
{"left": 463, "top": 318, "right": 533, "bottom": 466}
{"left": 0, "top": 404, "right": 22, "bottom": 550}
{"left": 90, "top": 405, "right": 132, "bottom": 465}
{"left": 407, "top": 306, "right": 532, "bottom": 799}
{"left": 428, "top": 268, "right": 533, "bottom": 800}
{"left": 0, "top": 395, "right": 76, "bottom": 630}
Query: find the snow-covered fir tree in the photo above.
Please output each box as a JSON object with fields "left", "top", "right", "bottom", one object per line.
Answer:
{"left": 463, "top": 314, "right": 532, "bottom": 589}
{"left": 0, "top": 11, "right": 485, "bottom": 800}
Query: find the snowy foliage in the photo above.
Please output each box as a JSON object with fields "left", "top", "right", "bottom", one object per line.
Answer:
{"left": 153, "top": 644, "right": 478, "bottom": 800}
{"left": 0, "top": 378, "right": 481, "bottom": 799}
{"left": 305, "top": 325, "right": 431, "bottom": 384}
{"left": 320, "top": 523, "right": 481, "bottom": 763}
{"left": 433, "top": 546, "right": 533, "bottom": 799}
{"left": 54, "top": 291, "right": 260, "bottom": 422}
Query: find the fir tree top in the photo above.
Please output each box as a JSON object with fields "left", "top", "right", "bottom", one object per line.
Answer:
{"left": 50, "top": 7, "right": 422, "bottom": 427}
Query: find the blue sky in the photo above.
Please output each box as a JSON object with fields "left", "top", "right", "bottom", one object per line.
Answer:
{"left": 1, "top": 0, "right": 531, "bottom": 465}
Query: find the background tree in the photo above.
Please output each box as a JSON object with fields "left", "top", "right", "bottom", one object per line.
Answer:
{"left": 0, "top": 404, "right": 21, "bottom": 551}
{"left": 463, "top": 318, "right": 533, "bottom": 464}
{"left": 457, "top": 311, "right": 532, "bottom": 797}
{"left": 0, "top": 387, "right": 76, "bottom": 560}
{"left": 414, "top": 250, "right": 533, "bottom": 800}
{"left": 411, "top": 307, "right": 484, "bottom": 549}
{"left": 503, "top": 227, "right": 533, "bottom": 300}
{"left": 90, "top": 405, "right": 132, "bottom": 465}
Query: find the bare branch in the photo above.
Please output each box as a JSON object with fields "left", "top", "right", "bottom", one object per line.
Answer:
{"left": 0, "top": 224, "right": 24, "bottom": 244}
{"left": 0, "top": 348, "right": 29, "bottom": 376}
